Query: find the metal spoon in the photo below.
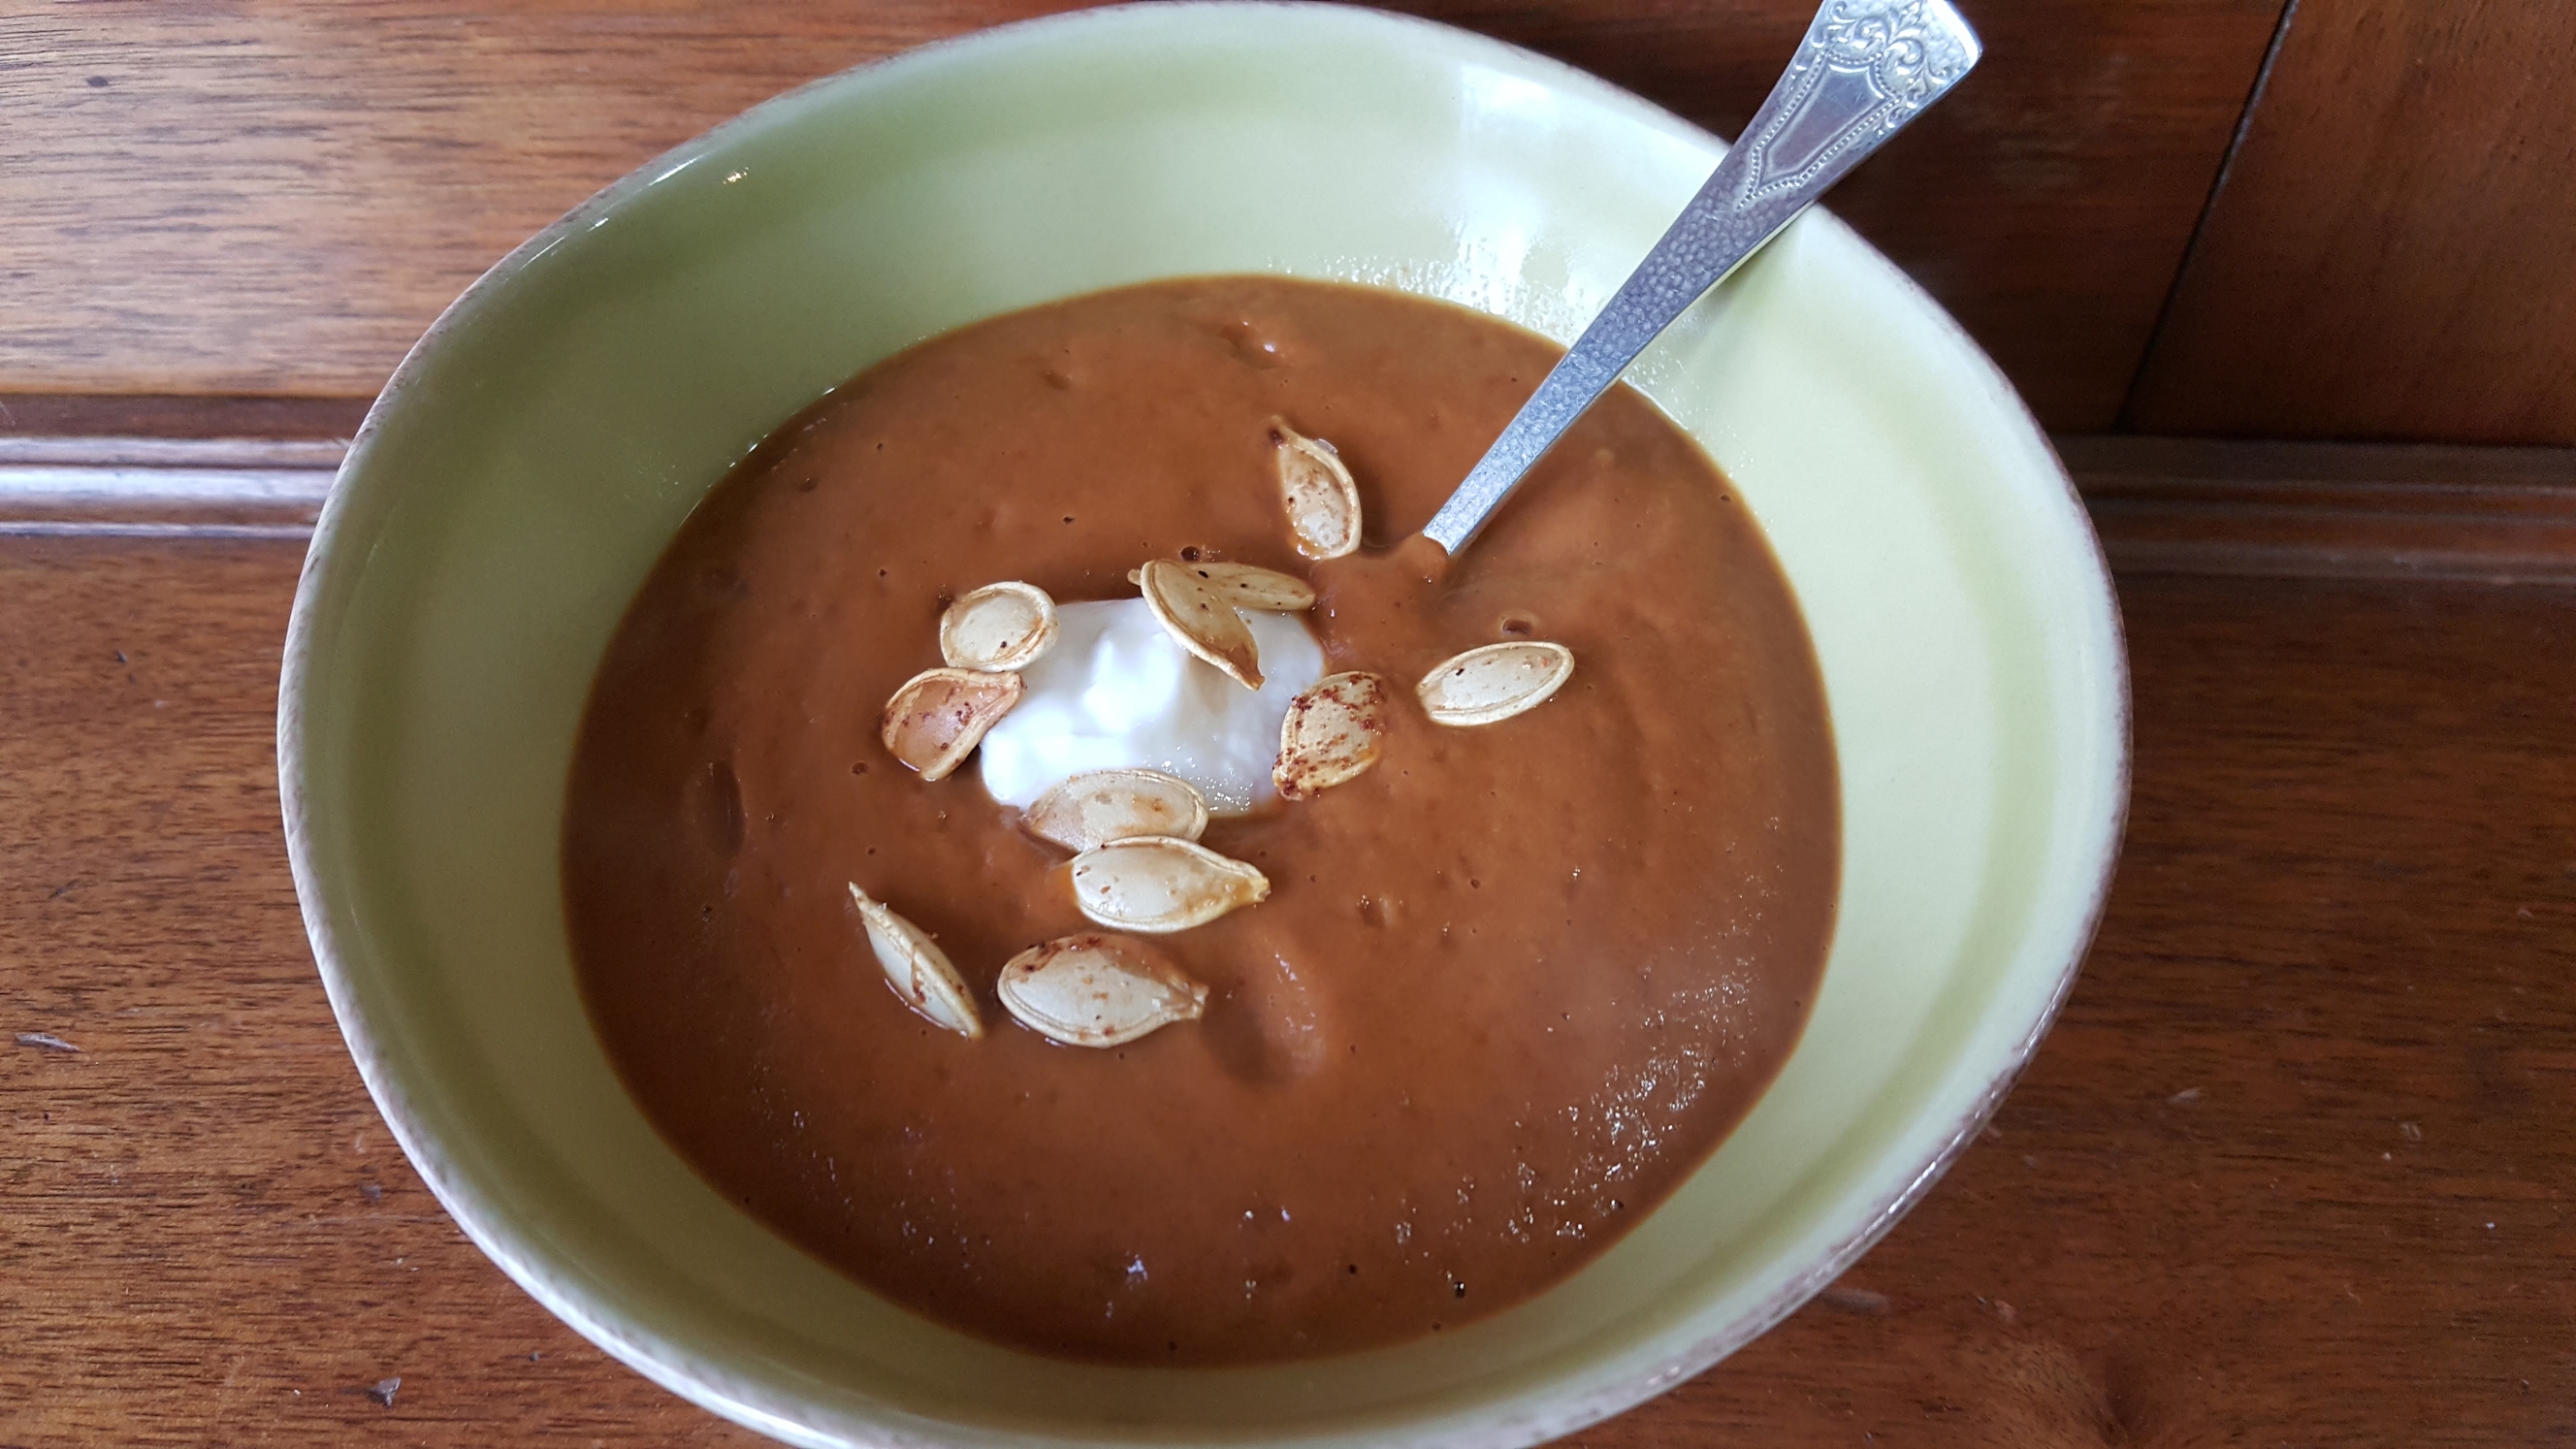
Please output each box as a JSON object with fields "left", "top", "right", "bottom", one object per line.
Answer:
{"left": 1420, "top": 0, "right": 1981, "bottom": 555}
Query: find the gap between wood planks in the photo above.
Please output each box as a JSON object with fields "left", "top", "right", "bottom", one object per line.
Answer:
{"left": 4, "top": 429, "right": 2573, "bottom": 584}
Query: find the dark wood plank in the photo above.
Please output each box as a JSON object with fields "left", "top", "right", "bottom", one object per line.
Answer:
{"left": 21, "top": 431, "right": 2576, "bottom": 582}
{"left": 0, "top": 1, "right": 2285, "bottom": 432}
{"left": 0, "top": 537, "right": 755, "bottom": 1446}
{"left": 6, "top": 491, "right": 2574, "bottom": 1442}
{"left": 1379, "top": 0, "right": 2292, "bottom": 434}
{"left": 2125, "top": 0, "right": 2576, "bottom": 443}
{"left": 0, "top": 394, "right": 371, "bottom": 442}
{"left": 1599, "top": 574, "right": 2576, "bottom": 1445}
{"left": 2068, "top": 435, "right": 2576, "bottom": 582}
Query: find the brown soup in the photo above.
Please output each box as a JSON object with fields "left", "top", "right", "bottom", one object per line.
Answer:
{"left": 563, "top": 275, "right": 1837, "bottom": 1364}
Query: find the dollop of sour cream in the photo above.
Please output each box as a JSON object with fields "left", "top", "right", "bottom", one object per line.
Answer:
{"left": 978, "top": 599, "right": 1325, "bottom": 816}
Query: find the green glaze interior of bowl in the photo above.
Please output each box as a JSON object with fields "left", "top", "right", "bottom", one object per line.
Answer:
{"left": 280, "top": 6, "right": 2127, "bottom": 1446}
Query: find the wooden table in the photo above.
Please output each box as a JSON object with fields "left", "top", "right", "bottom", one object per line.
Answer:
{"left": 7, "top": 4, "right": 2576, "bottom": 1444}
{"left": 10, "top": 436, "right": 2574, "bottom": 1449}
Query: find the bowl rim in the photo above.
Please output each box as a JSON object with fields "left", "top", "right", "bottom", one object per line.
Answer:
{"left": 277, "top": 4, "right": 2132, "bottom": 1444}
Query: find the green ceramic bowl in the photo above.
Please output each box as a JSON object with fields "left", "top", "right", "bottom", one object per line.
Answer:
{"left": 279, "top": 5, "right": 2128, "bottom": 1445}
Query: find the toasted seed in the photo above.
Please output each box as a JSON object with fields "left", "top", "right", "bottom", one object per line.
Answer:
{"left": 1138, "top": 559, "right": 1264, "bottom": 690}
{"left": 997, "top": 933, "right": 1208, "bottom": 1047}
{"left": 1274, "top": 671, "right": 1390, "bottom": 800}
{"left": 848, "top": 885, "right": 982, "bottom": 1039}
{"left": 1271, "top": 420, "right": 1362, "bottom": 560}
{"left": 882, "top": 667, "right": 1023, "bottom": 781}
{"left": 1418, "top": 641, "right": 1575, "bottom": 725}
{"left": 1024, "top": 768, "right": 1210, "bottom": 853}
{"left": 1189, "top": 561, "right": 1317, "bottom": 612}
{"left": 1068, "top": 836, "right": 1271, "bottom": 933}
{"left": 1126, "top": 561, "right": 1313, "bottom": 611}
{"left": 939, "top": 580, "right": 1058, "bottom": 672}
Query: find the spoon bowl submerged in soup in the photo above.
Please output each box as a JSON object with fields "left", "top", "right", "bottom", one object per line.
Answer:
{"left": 561, "top": 274, "right": 1837, "bottom": 1365}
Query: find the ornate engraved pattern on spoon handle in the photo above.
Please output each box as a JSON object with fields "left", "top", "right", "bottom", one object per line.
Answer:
{"left": 1421, "top": 0, "right": 1981, "bottom": 555}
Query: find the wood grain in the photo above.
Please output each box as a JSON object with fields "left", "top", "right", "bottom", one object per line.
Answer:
{"left": 2067, "top": 435, "right": 2576, "bottom": 582}
{"left": 2125, "top": 0, "right": 2576, "bottom": 443}
{"left": 20, "top": 429, "right": 2576, "bottom": 578}
{"left": 6, "top": 505, "right": 2574, "bottom": 1442}
{"left": 1591, "top": 573, "right": 2576, "bottom": 1445}
{"left": 0, "top": 395, "right": 371, "bottom": 442}
{"left": 0, "top": 437, "right": 338, "bottom": 537}
{"left": 0, "top": 0, "right": 2287, "bottom": 433}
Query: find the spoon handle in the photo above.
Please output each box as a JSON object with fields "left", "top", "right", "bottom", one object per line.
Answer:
{"left": 1421, "top": 0, "right": 1981, "bottom": 555}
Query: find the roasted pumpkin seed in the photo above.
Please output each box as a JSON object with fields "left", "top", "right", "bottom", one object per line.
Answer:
{"left": 1138, "top": 558, "right": 1264, "bottom": 690}
{"left": 997, "top": 933, "right": 1208, "bottom": 1047}
{"left": 1274, "top": 671, "right": 1390, "bottom": 799}
{"left": 1417, "top": 641, "right": 1575, "bottom": 725}
{"left": 848, "top": 884, "right": 982, "bottom": 1038}
{"left": 939, "top": 580, "right": 1058, "bottom": 672}
{"left": 1183, "top": 561, "right": 1315, "bottom": 612}
{"left": 881, "top": 667, "right": 1023, "bottom": 781}
{"left": 1024, "top": 768, "right": 1211, "bottom": 853}
{"left": 1270, "top": 420, "right": 1362, "bottom": 560}
{"left": 1067, "top": 836, "right": 1271, "bottom": 933}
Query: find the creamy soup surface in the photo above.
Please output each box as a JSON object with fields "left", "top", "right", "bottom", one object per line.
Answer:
{"left": 563, "top": 275, "right": 1838, "bottom": 1364}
